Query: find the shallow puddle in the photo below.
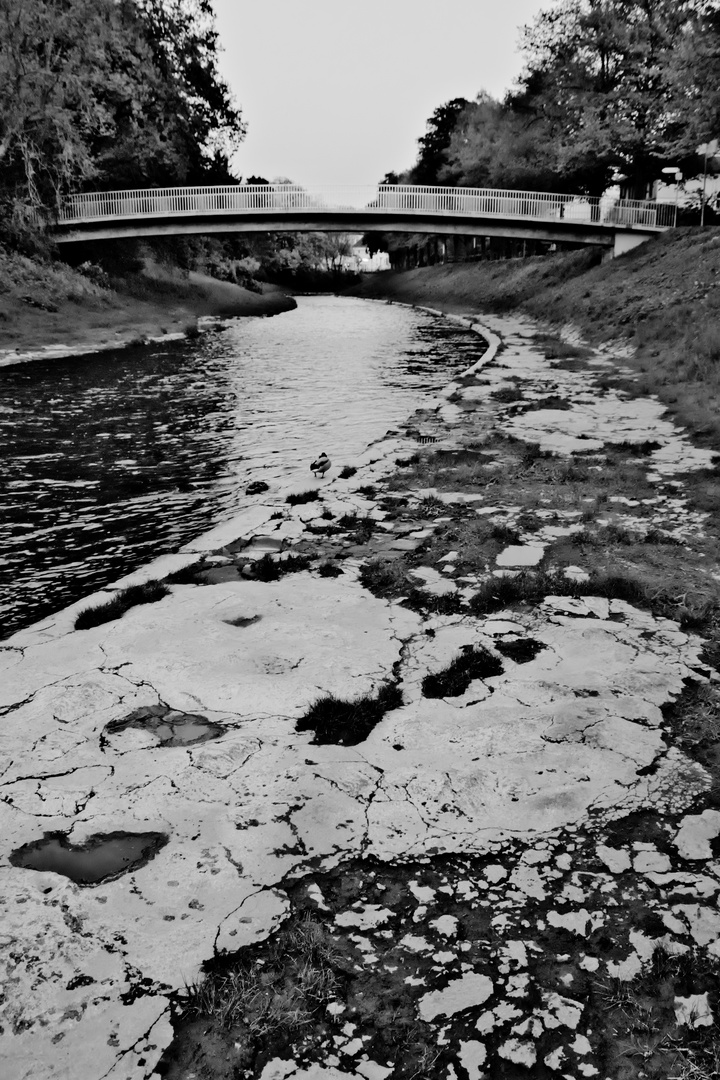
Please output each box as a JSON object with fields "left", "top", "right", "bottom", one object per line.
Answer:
{"left": 103, "top": 705, "right": 225, "bottom": 747}
{"left": 10, "top": 831, "right": 168, "bottom": 884}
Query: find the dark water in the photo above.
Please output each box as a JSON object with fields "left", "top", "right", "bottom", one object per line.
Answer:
{"left": 10, "top": 831, "right": 169, "bottom": 885}
{"left": 0, "top": 297, "right": 485, "bottom": 637}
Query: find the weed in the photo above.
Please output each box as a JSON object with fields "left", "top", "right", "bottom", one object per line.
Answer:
{"left": 317, "top": 562, "right": 343, "bottom": 578}
{"left": 612, "top": 440, "right": 662, "bottom": 456}
{"left": 357, "top": 485, "right": 377, "bottom": 498}
{"left": 75, "top": 580, "right": 170, "bottom": 630}
{"left": 515, "top": 511, "right": 543, "bottom": 532}
{"left": 422, "top": 645, "right": 504, "bottom": 698}
{"left": 395, "top": 454, "right": 420, "bottom": 467}
{"left": 521, "top": 395, "right": 573, "bottom": 412}
{"left": 490, "top": 523, "right": 520, "bottom": 544}
{"left": 495, "top": 638, "right": 547, "bottom": 664}
{"left": 359, "top": 559, "right": 408, "bottom": 598}
{"left": 490, "top": 386, "right": 524, "bottom": 403}
{"left": 250, "top": 554, "right": 312, "bottom": 582}
{"left": 337, "top": 514, "right": 376, "bottom": 544}
{"left": 534, "top": 335, "right": 592, "bottom": 361}
{"left": 164, "top": 561, "right": 207, "bottom": 585}
{"left": 339, "top": 466, "right": 357, "bottom": 479}
{"left": 286, "top": 490, "right": 321, "bottom": 506}
{"left": 185, "top": 914, "right": 341, "bottom": 1036}
{"left": 296, "top": 682, "right": 403, "bottom": 745}
{"left": 661, "top": 680, "right": 720, "bottom": 801}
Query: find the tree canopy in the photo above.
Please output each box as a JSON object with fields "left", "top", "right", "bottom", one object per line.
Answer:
{"left": 0, "top": 0, "right": 244, "bottom": 243}
{"left": 395, "top": 0, "right": 719, "bottom": 199}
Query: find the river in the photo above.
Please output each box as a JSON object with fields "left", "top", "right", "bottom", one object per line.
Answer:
{"left": 0, "top": 295, "right": 485, "bottom": 638}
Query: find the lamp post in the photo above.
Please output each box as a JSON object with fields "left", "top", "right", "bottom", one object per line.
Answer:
{"left": 661, "top": 167, "right": 682, "bottom": 226}
{"left": 697, "top": 140, "right": 719, "bottom": 225}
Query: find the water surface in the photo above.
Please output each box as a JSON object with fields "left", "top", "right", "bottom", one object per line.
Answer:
{"left": 0, "top": 296, "right": 484, "bottom": 636}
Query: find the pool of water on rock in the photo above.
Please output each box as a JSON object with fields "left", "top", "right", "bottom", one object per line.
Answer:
{"left": 0, "top": 297, "right": 483, "bottom": 638}
{"left": 10, "top": 831, "right": 168, "bottom": 885}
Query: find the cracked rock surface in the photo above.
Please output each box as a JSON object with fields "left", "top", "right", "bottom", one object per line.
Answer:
{"left": 2, "top": 307, "right": 720, "bottom": 1080}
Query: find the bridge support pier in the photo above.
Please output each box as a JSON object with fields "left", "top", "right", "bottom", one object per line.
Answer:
{"left": 613, "top": 231, "right": 652, "bottom": 259}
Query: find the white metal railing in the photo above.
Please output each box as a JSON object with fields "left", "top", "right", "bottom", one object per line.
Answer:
{"left": 57, "top": 184, "right": 675, "bottom": 231}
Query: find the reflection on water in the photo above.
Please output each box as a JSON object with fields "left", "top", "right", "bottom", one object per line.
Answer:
{"left": 0, "top": 296, "right": 485, "bottom": 637}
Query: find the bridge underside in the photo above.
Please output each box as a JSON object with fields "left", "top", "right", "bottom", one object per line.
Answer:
{"left": 54, "top": 210, "right": 640, "bottom": 250}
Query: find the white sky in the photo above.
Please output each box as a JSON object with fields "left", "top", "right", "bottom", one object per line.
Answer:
{"left": 210, "top": 0, "right": 548, "bottom": 187}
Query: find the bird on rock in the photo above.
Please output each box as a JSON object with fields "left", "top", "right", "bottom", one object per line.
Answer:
{"left": 310, "top": 452, "right": 331, "bottom": 478}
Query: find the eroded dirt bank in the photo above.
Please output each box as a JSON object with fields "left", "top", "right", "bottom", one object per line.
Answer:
{"left": 2, "top": 306, "right": 720, "bottom": 1080}
{"left": 0, "top": 250, "right": 296, "bottom": 365}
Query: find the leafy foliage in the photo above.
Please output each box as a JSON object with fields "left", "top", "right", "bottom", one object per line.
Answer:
{"left": 0, "top": 0, "right": 244, "bottom": 240}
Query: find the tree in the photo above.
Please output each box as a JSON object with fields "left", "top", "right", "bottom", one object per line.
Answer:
{"left": 515, "top": 0, "right": 704, "bottom": 195}
{"left": 0, "top": 0, "right": 117, "bottom": 219}
{"left": 441, "top": 92, "right": 578, "bottom": 192}
{"left": 664, "top": 2, "right": 720, "bottom": 159}
{"left": 410, "top": 97, "right": 469, "bottom": 184}
{"left": 0, "top": 0, "right": 245, "bottom": 238}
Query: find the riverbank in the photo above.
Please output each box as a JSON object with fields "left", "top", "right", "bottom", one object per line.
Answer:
{"left": 0, "top": 248, "right": 296, "bottom": 364}
{"left": 350, "top": 227, "right": 720, "bottom": 446}
{"left": 3, "top": 294, "right": 720, "bottom": 1079}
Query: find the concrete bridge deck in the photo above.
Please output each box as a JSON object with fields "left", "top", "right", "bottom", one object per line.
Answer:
{"left": 53, "top": 184, "right": 674, "bottom": 257}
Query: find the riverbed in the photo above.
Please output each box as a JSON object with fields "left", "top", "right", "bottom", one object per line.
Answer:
{"left": 0, "top": 296, "right": 485, "bottom": 637}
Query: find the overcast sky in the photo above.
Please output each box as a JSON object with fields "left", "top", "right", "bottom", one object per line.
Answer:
{"left": 210, "top": 0, "right": 548, "bottom": 187}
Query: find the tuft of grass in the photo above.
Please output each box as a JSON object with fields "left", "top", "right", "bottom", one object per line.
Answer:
{"left": 395, "top": 454, "right": 421, "bottom": 467}
{"left": 75, "top": 580, "right": 170, "bottom": 630}
{"left": 164, "top": 561, "right": 207, "bottom": 585}
{"left": 490, "top": 523, "right": 520, "bottom": 544}
{"left": 185, "top": 914, "right": 341, "bottom": 1037}
{"left": 356, "top": 485, "right": 377, "bottom": 498}
{"left": 286, "top": 490, "right": 321, "bottom": 506}
{"left": 337, "top": 514, "right": 376, "bottom": 544}
{"left": 520, "top": 395, "right": 573, "bottom": 412}
{"left": 467, "top": 568, "right": 647, "bottom": 618}
{"left": 338, "top": 466, "right": 357, "bottom": 479}
{"left": 495, "top": 638, "right": 547, "bottom": 664}
{"left": 490, "top": 386, "right": 524, "bottom": 404}
{"left": 296, "top": 683, "right": 403, "bottom": 745}
{"left": 317, "top": 561, "right": 343, "bottom": 578}
{"left": 515, "top": 511, "right": 543, "bottom": 532}
{"left": 661, "top": 679, "right": 720, "bottom": 802}
{"left": 421, "top": 646, "right": 504, "bottom": 698}
{"left": 250, "top": 553, "right": 312, "bottom": 582}
{"left": 359, "top": 558, "right": 408, "bottom": 598}
{"left": 612, "top": 439, "right": 662, "bottom": 456}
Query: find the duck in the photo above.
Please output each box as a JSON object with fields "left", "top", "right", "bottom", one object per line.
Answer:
{"left": 310, "top": 452, "right": 331, "bottom": 478}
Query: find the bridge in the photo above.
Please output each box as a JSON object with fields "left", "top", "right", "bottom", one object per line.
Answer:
{"left": 53, "top": 184, "right": 675, "bottom": 258}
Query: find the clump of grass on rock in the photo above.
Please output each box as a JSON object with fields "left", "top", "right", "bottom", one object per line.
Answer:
{"left": 297, "top": 683, "right": 403, "bottom": 745}
{"left": 75, "top": 580, "right": 170, "bottom": 630}
{"left": 286, "top": 490, "right": 321, "bottom": 506}
{"left": 422, "top": 646, "right": 504, "bottom": 698}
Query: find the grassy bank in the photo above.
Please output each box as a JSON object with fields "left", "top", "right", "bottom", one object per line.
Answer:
{"left": 351, "top": 228, "right": 720, "bottom": 446}
{"left": 0, "top": 247, "right": 296, "bottom": 361}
